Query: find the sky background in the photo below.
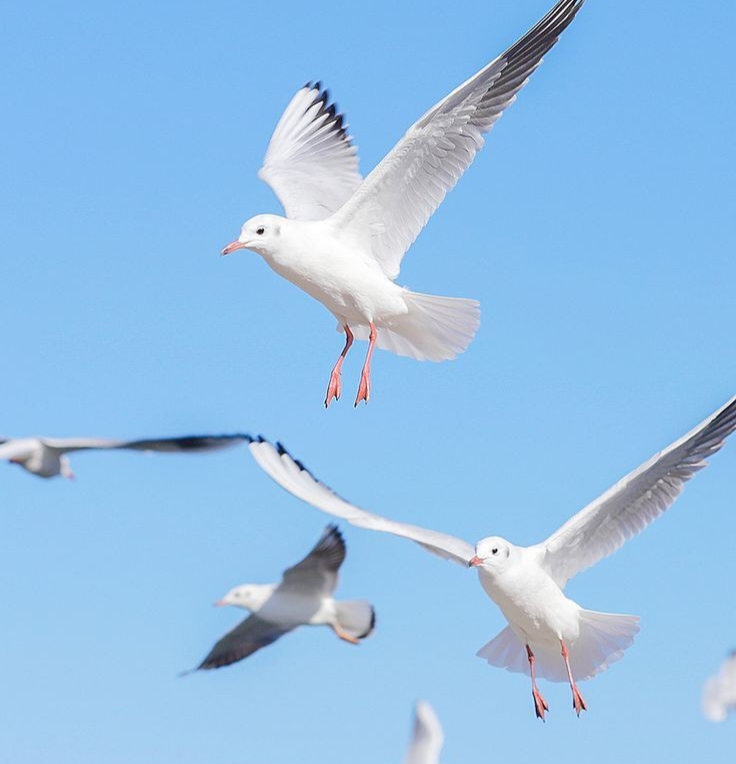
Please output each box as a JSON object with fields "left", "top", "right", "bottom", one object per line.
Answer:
{"left": 2, "top": 0, "right": 735, "bottom": 761}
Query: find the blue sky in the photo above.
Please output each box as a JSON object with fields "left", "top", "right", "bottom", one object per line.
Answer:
{"left": 2, "top": 0, "right": 735, "bottom": 761}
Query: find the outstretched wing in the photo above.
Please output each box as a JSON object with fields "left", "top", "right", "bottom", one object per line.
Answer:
{"left": 538, "top": 395, "right": 736, "bottom": 588}
{"left": 332, "top": 0, "right": 585, "bottom": 279}
{"left": 280, "top": 524, "right": 346, "bottom": 597}
{"left": 258, "top": 83, "right": 362, "bottom": 220}
{"left": 39, "top": 434, "right": 250, "bottom": 454}
{"left": 194, "top": 614, "right": 293, "bottom": 671}
{"left": 248, "top": 438, "right": 474, "bottom": 565}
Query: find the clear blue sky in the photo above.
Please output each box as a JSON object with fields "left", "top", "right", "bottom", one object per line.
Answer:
{"left": 2, "top": 0, "right": 735, "bottom": 761}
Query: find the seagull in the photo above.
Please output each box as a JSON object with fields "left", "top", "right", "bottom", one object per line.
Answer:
{"left": 188, "top": 525, "right": 375, "bottom": 671}
{"left": 702, "top": 652, "right": 736, "bottom": 722}
{"left": 0, "top": 434, "right": 250, "bottom": 479}
{"left": 405, "top": 701, "right": 444, "bottom": 764}
{"left": 221, "top": 0, "right": 585, "bottom": 407}
{"left": 246, "top": 395, "right": 736, "bottom": 718}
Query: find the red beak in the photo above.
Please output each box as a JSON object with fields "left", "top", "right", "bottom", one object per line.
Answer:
{"left": 468, "top": 555, "right": 483, "bottom": 568}
{"left": 213, "top": 600, "right": 227, "bottom": 607}
{"left": 220, "top": 240, "right": 247, "bottom": 256}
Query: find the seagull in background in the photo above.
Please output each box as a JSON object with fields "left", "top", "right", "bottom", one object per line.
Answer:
{"left": 188, "top": 525, "right": 375, "bottom": 671}
{"left": 221, "top": 0, "right": 585, "bottom": 407}
{"left": 0, "top": 434, "right": 249, "bottom": 479}
{"left": 247, "top": 395, "right": 736, "bottom": 718}
{"left": 405, "top": 701, "right": 444, "bottom": 764}
{"left": 702, "top": 652, "right": 736, "bottom": 722}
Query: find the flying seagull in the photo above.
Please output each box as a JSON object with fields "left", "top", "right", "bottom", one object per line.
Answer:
{"left": 405, "top": 701, "right": 444, "bottom": 764}
{"left": 0, "top": 434, "right": 249, "bottom": 479}
{"left": 189, "top": 525, "right": 375, "bottom": 671}
{"left": 247, "top": 395, "right": 736, "bottom": 718}
{"left": 221, "top": 0, "right": 585, "bottom": 407}
{"left": 702, "top": 652, "right": 736, "bottom": 722}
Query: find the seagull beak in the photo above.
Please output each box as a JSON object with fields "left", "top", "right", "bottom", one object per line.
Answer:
{"left": 468, "top": 556, "right": 483, "bottom": 568}
{"left": 220, "top": 240, "right": 248, "bottom": 256}
{"left": 213, "top": 599, "right": 227, "bottom": 607}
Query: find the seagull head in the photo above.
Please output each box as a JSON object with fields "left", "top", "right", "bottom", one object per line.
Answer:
{"left": 221, "top": 215, "right": 282, "bottom": 256}
{"left": 468, "top": 536, "right": 512, "bottom": 570}
{"left": 213, "top": 584, "right": 263, "bottom": 611}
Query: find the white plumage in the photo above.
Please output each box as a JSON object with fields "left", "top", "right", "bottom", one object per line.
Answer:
{"left": 405, "top": 701, "right": 444, "bottom": 764}
{"left": 247, "top": 394, "right": 736, "bottom": 717}
{"left": 702, "top": 652, "right": 736, "bottom": 722}
{"left": 222, "top": 0, "right": 585, "bottom": 406}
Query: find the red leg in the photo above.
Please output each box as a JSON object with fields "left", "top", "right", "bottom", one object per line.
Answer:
{"left": 354, "top": 322, "right": 377, "bottom": 407}
{"left": 560, "top": 640, "right": 587, "bottom": 716}
{"left": 325, "top": 325, "right": 354, "bottom": 408}
{"left": 526, "top": 644, "right": 550, "bottom": 721}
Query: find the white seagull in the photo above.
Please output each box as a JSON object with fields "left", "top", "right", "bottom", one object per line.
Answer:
{"left": 0, "top": 434, "right": 249, "bottom": 479}
{"left": 221, "top": 0, "right": 585, "bottom": 407}
{"left": 702, "top": 652, "right": 736, "bottom": 722}
{"left": 247, "top": 395, "right": 736, "bottom": 718}
{"left": 189, "top": 525, "right": 375, "bottom": 671}
{"left": 405, "top": 701, "right": 444, "bottom": 764}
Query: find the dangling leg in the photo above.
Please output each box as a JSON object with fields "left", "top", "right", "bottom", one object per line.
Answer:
{"left": 331, "top": 623, "right": 360, "bottom": 645}
{"left": 354, "top": 322, "right": 377, "bottom": 407}
{"left": 325, "top": 325, "right": 354, "bottom": 408}
{"left": 560, "top": 640, "right": 587, "bottom": 716}
{"left": 526, "top": 644, "right": 550, "bottom": 721}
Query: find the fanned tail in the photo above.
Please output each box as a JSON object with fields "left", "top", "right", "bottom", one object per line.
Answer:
{"left": 476, "top": 610, "right": 640, "bottom": 683}
{"left": 335, "top": 600, "right": 376, "bottom": 640}
{"left": 351, "top": 290, "right": 480, "bottom": 361}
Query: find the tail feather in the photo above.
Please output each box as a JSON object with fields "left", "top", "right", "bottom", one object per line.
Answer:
{"left": 335, "top": 600, "right": 376, "bottom": 640}
{"left": 476, "top": 610, "right": 640, "bottom": 683}
{"left": 350, "top": 290, "right": 480, "bottom": 361}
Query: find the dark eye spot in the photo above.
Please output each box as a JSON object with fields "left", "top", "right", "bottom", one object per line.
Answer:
{"left": 256, "top": 227, "right": 265, "bottom": 235}
{"left": 492, "top": 547, "right": 498, "bottom": 555}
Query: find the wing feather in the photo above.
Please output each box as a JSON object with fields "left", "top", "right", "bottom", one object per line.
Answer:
{"left": 538, "top": 395, "right": 736, "bottom": 587}
{"left": 248, "top": 438, "right": 474, "bottom": 565}
{"left": 258, "top": 83, "right": 362, "bottom": 220}
{"left": 332, "top": 0, "right": 585, "bottom": 279}
{"left": 280, "top": 524, "right": 346, "bottom": 597}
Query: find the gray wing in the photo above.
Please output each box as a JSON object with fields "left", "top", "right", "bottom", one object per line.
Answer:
{"left": 538, "top": 395, "right": 736, "bottom": 588}
{"left": 38, "top": 434, "right": 251, "bottom": 454}
{"left": 332, "top": 0, "right": 585, "bottom": 279}
{"left": 195, "top": 614, "right": 294, "bottom": 670}
{"left": 280, "top": 524, "right": 346, "bottom": 597}
{"left": 258, "top": 83, "right": 362, "bottom": 220}
{"left": 248, "top": 438, "right": 474, "bottom": 566}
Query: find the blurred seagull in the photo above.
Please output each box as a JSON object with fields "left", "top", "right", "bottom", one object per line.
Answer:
{"left": 405, "top": 701, "right": 444, "bottom": 764}
{"left": 221, "top": 0, "right": 585, "bottom": 407}
{"left": 247, "top": 395, "right": 736, "bottom": 718}
{"left": 189, "top": 525, "right": 375, "bottom": 671}
{"left": 702, "top": 652, "right": 736, "bottom": 722}
{"left": 0, "top": 434, "right": 249, "bottom": 479}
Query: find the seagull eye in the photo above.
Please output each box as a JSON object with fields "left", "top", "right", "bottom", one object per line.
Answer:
{"left": 256, "top": 227, "right": 265, "bottom": 235}
{"left": 492, "top": 547, "right": 499, "bottom": 555}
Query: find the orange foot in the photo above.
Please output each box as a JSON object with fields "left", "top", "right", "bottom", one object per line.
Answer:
{"left": 533, "top": 688, "right": 550, "bottom": 721}
{"left": 572, "top": 686, "right": 587, "bottom": 717}
{"left": 325, "top": 370, "right": 342, "bottom": 408}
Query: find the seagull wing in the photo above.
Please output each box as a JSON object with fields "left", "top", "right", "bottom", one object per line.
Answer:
{"left": 248, "top": 438, "right": 474, "bottom": 565}
{"left": 258, "top": 83, "right": 362, "bottom": 220}
{"left": 537, "top": 395, "right": 736, "bottom": 588}
{"left": 195, "top": 614, "right": 293, "bottom": 670}
{"left": 279, "top": 524, "right": 346, "bottom": 597}
{"left": 331, "top": 0, "right": 585, "bottom": 279}
{"left": 38, "top": 434, "right": 250, "bottom": 454}
{"left": 0, "top": 439, "right": 35, "bottom": 460}
{"left": 405, "top": 701, "right": 444, "bottom": 764}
